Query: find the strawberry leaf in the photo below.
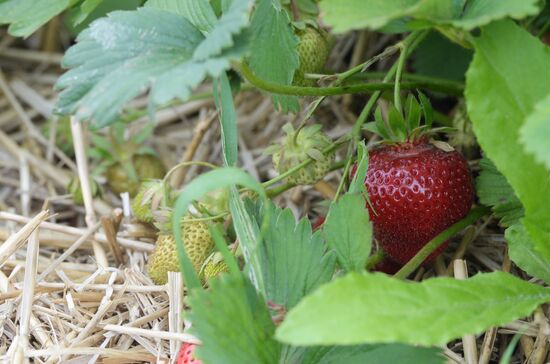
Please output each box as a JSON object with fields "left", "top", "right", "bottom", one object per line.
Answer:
{"left": 188, "top": 275, "right": 280, "bottom": 364}
{"left": 520, "top": 93, "right": 550, "bottom": 171}
{"left": 248, "top": 0, "right": 300, "bottom": 113}
{"left": 55, "top": 4, "right": 249, "bottom": 128}
{"left": 506, "top": 223, "right": 550, "bottom": 286}
{"left": 301, "top": 344, "right": 444, "bottom": 364}
{"left": 349, "top": 142, "right": 368, "bottom": 196}
{"left": 146, "top": 0, "right": 217, "bottom": 32}
{"left": 475, "top": 158, "right": 524, "bottom": 227}
{"left": 252, "top": 201, "right": 336, "bottom": 309}
{"left": 323, "top": 194, "right": 372, "bottom": 273}
{"left": 214, "top": 72, "right": 239, "bottom": 167}
{"left": 0, "top": 0, "right": 75, "bottom": 37}
{"left": 320, "top": 0, "right": 540, "bottom": 33}
{"left": 320, "top": 0, "right": 420, "bottom": 33}
{"left": 465, "top": 21, "right": 550, "bottom": 269}
{"left": 412, "top": 31, "right": 473, "bottom": 82}
{"left": 276, "top": 271, "right": 550, "bottom": 346}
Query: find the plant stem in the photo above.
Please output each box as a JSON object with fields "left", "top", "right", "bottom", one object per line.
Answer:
{"left": 393, "top": 206, "right": 491, "bottom": 279}
{"left": 394, "top": 42, "right": 408, "bottom": 115}
{"left": 239, "top": 62, "right": 460, "bottom": 97}
{"left": 265, "top": 159, "right": 346, "bottom": 197}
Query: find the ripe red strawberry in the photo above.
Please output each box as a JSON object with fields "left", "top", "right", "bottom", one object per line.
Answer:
{"left": 177, "top": 343, "right": 202, "bottom": 364}
{"left": 359, "top": 141, "right": 474, "bottom": 265}
{"left": 353, "top": 94, "right": 474, "bottom": 266}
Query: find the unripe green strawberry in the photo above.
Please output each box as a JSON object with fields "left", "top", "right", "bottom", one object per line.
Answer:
{"left": 131, "top": 180, "right": 173, "bottom": 224}
{"left": 106, "top": 154, "right": 165, "bottom": 196}
{"left": 267, "top": 123, "right": 334, "bottom": 185}
{"left": 200, "top": 252, "right": 230, "bottom": 284}
{"left": 202, "top": 260, "right": 229, "bottom": 282}
{"left": 147, "top": 219, "right": 214, "bottom": 285}
{"left": 293, "top": 26, "right": 331, "bottom": 86}
{"left": 67, "top": 176, "right": 102, "bottom": 205}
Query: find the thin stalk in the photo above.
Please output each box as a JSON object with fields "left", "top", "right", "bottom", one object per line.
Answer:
{"left": 393, "top": 206, "right": 491, "bottom": 279}
{"left": 302, "top": 71, "right": 464, "bottom": 96}
{"left": 239, "top": 63, "right": 458, "bottom": 97}
{"left": 265, "top": 159, "right": 346, "bottom": 198}
{"left": 394, "top": 42, "right": 408, "bottom": 115}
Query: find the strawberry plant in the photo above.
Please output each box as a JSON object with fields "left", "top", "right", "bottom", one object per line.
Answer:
{"left": 2, "top": 0, "right": 550, "bottom": 363}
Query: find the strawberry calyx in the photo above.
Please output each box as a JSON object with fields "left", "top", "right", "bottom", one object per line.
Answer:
{"left": 363, "top": 93, "right": 452, "bottom": 145}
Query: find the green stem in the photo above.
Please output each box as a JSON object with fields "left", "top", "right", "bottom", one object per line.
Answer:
{"left": 351, "top": 31, "right": 428, "bottom": 140}
{"left": 306, "top": 71, "right": 464, "bottom": 96}
{"left": 393, "top": 206, "right": 491, "bottom": 279}
{"left": 333, "top": 156, "right": 353, "bottom": 201}
{"left": 265, "top": 159, "right": 347, "bottom": 198}
{"left": 239, "top": 62, "right": 460, "bottom": 97}
{"left": 394, "top": 42, "right": 408, "bottom": 115}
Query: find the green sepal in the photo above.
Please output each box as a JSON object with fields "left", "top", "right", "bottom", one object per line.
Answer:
{"left": 405, "top": 94, "right": 422, "bottom": 132}
{"left": 418, "top": 92, "right": 433, "bottom": 129}
{"left": 373, "top": 108, "right": 390, "bottom": 139}
{"left": 387, "top": 104, "right": 407, "bottom": 141}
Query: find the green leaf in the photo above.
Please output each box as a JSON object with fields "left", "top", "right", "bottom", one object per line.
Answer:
{"left": 404, "top": 94, "right": 421, "bottom": 131}
{"left": 55, "top": 6, "right": 248, "bottom": 128}
{"left": 412, "top": 31, "right": 473, "bottom": 82}
{"left": 319, "top": 0, "right": 420, "bottom": 33}
{"left": 320, "top": 0, "right": 540, "bottom": 33}
{"left": 348, "top": 141, "right": 368, "bottom": 196}
{"left": 172, "top": 167, "right": 267, "bottom": 291}
{"left": 146, "top": 0, "right": 217, "bottom": 32}
{"left": 323, "top": 194, "right": 371, "bottom": 273}
{"left": 192, "top": 0, "right": 252, "bottom": 61}
{"left": 475, "top": 158, "right": 524, "bottom": 227}
{"left": 0, "top": 0, "right": 75, "bottom": 37}
{"left": 276, "top": 271, "right": 550, "bottom": 346}
{"left": 248, "top": 0, "right": 299, "bottom": 112}
{"left": 302, "top": 344, "right": 445, "bottom": 364}
{"left": 388, "top": 103, "right": 407, "bottom": 140}
{"left": 520, "top": 93, "right": 550, "bottom": 171}
{"left": 443, "top": 0, "right": 540, "bottom": 30}
{"left": 229, "top": 189, "right": 268, "bottom": 294}
{"left": 465, "top": 21, "right": 550, "bottom": 265}
{"left": 280, "top": 0, "right": 319, "bottom": 19}
{"left": 506, "top": 223, "right": 550, "bottom": 285}
{"left": 72, "top": 0, "right": 102, "bottom": 25}
{"left": 214, "top": 72, "right": 239, "bottom": 167}
{"left": 257, "top": 202, "right": 336, "bottom": 309}
{"left": 188, "top": 275, "right": 280, "bottom": 364}
{"left": 67, "top": 0, "right": 143, "bottom": 34}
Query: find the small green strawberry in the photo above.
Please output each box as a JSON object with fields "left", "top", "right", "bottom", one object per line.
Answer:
{"left": 131, "top": 179, "right": 174, "bottom": 224}
{"left": 293, "top": 26, "right": 332, "bottom": 86}
{"left": 106, "top": 154, "right": 165, "bottom": 196}
{"left": 266, "top": 123, "right": 334, "bottom": 185}
{"left": 90, "top": 120, "right": 166, "bottom": 196}
{"left": 67, "top": 176, "right": 102, "bottom": 205}
{"left": 200, "top": 252, "right": 230, "bottom": 284}
{"left": 147, "top": 216, "right": 215, "bottom": 285}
